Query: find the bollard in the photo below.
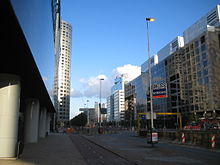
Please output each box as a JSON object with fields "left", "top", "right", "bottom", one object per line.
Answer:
{"left": 181, "top": 133, "right": 185, "bottom": 143}
{"left": 211, "top": 135, "right": 216, "bottom": 148}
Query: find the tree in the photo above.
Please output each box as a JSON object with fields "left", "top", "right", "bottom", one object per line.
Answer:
{"left": 70, "top": 113, "right": 87, "bottom": 127}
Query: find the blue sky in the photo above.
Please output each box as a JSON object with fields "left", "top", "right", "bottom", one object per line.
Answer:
{"left": 57, "top": 0, "right": 220, "bottom": 118}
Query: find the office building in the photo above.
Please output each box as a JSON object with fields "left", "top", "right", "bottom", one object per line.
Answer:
{"left": 183, "top": 5, "right": 220, "bottom": 44}
{"left": 157, "top": 36, "right": 184, "bottom": 62}
{"left": 165, "top": 27, "right": 220, "bottom": 120}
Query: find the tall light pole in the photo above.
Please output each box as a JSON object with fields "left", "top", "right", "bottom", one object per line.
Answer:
{"left": 87, "top": 100, "right": 89, "bottom": 127}
{"left": 146, "top": 17, "right": 155, "bottom": 130}
{"left": 99, "top": 78, "right": 104, "bottom": 126}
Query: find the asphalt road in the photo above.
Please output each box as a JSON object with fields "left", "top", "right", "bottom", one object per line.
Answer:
{"left": 69, "top": 134, "right": 134, "bottom": 165}
{"left": 71, "top": 131, "right": 220, "bottom": 165}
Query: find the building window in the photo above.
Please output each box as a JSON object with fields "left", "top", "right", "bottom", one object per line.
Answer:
{"left": 203, "top": 69, "right": 208, "bottom": 76}
{"left": 201, "top": 44, "right": 206, "bottom": 52}
{"left": 195, "top": 41, "right": 199, "bottom": 47}
{"left": 203, "top": 60, "right": 208, "bottom": 67}
{"left": 204, "top": 77, "right": 209, "bottom": 84}
{"left": 200, "top": 36, "right": 205, "bottom": 44}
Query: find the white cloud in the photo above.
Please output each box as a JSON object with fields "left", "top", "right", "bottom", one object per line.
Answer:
{"left": 70, "top": 88, "right": 82, "bottom": 98}
{"left": 80, "top": 74, "right": 112, "bottom": 98}
{"left": 76, "top": 64, "right": 140, "bottom": 99}
{"left": 112, "top": 64, "right": 141, "bottom": 81}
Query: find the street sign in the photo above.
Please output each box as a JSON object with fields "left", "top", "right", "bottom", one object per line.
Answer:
{"left": 152, "top": 82, "right": 167, "bottom": 98}
{"left": 152, "top": 132, "right": 158, "bottom": 142}
{"left": 147, "top": 132, "right": 158, "bottom": 144}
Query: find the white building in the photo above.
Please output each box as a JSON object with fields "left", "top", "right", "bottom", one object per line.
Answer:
{"left": 55, "top": 20, "right": 72, "bottom": 125}
{"left": 107, "top": 75, "right": 126, "bottom": 122}
{"left": 113, "top": 90, "right": 125, "bottom": 122}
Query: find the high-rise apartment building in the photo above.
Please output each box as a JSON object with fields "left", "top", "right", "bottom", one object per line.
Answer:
{"left": 55, "top": 20, "right": 72, "bottom": 126}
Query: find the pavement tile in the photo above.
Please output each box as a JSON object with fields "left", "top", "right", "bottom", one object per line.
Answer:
{"left": 0, "top": 133, "right": 87, "bottom": 165}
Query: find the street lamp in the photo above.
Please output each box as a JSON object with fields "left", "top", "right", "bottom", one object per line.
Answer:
{"left": 99, "top": 78, "right": 104, "bottom": 126}
{"left": 87, "top": 100, "right": 89, "bottom": 127}
{"left": 146, "top": 17, "right": 155, "bottom": 130}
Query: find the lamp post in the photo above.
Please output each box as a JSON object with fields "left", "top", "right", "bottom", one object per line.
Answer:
{"left": 87, "top": 100, "right": 89, "bottom": 127}
{"left": 146, "top": 17, "right": 155, "bottom": 130}
{"left": 99, "top": 78, "right": 104, "bottom": 126}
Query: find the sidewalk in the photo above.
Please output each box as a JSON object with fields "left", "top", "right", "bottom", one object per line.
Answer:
{"left": 0, "top": 133, "right": 87, "bottom": 165}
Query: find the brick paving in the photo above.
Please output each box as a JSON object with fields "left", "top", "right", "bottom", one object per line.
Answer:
{"left": 0, "top": 133, "right": 86, "bottom": 165}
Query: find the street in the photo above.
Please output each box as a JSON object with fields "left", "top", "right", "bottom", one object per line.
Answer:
{"left": 69, "top": 131, "right": 220, "bottom": 165}
{"left": 69, "top": 134, "right": 133, "bottom": 165}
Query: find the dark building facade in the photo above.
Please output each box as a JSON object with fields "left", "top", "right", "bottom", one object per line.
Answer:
{"left": 0, "top": 0, "right": 57, "bottom": 158}
{"left": 165, "top": 28, "right": 220, "bottom": 123}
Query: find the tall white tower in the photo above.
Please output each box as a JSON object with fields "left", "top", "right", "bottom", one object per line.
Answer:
{"left": 56, "top": 20, "right": 72, "bottom": 126}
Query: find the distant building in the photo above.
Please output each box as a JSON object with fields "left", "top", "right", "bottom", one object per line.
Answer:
{"left": 79, "top": 108, "right": 96, "bottom": 127}
{"left": 107, "top": 95, "right": 114, "bottom": 121}
{"left": 107, "top": 75, "right": 127, "bottom": 122}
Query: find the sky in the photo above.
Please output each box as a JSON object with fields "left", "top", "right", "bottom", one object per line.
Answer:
{"left": 57, "top": 0, "right": 220, "bottom": 118}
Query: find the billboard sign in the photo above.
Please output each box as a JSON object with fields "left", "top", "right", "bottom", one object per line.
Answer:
{"left": 152, "top": 82, "right": 167, "bottom": 99}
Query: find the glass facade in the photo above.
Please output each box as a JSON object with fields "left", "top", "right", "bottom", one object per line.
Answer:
{"left": 11, "top": 0, "right": 56, "bottom": 92}
{"left": 152, "top": 60, "right": 168, "bottom": 113}
{"left": 130, "top": 73, "right": 149, "bottom": 114}
{"left": 165, "top": 29, "right": 220, "bottom": 120}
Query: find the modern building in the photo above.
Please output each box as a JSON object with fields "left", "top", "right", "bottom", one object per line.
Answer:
{"left": 161, "top": 5, "right": 220, "bottom": 125}
{"left": 0, "top": 0, "right": 57, "bottom": 158}
{"left": 141, "top": 55, "right": 158, "bottom": 72}
{"left": 107, "top": 95, "right": 114, "bottom": 121}
{"left": 123, "top": 5, "right": 220, "bottom": 128}
{"left": 151, "top": 60, "right": 168, "bottom": 113}
{"left": 124, "top": 79, "right": 136, "bottom": 125}
{"left": 113, "top": 90, "right": 125, "bottom": 122}
{"left": 157, "top": 36, "right": 184, "bottom": 62}
{"left": 80, "top": 102, "right": 106, "bottom": 126}
{"left": 79, "top": 108, "right": 96, "bottom": 127}
{"left": 107, "top": 75, "right": 127, "bottom": 122}
{"left": 165, "top": 27, "right": 220, "bottom": 120}
{"left": 183, "top": 5, "right": 220, "bottom": 44}
{"left": 55, "top": 20, "right": 72, "bottom": 127}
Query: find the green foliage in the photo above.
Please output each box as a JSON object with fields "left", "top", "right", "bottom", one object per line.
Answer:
{"left": 70, "top": 113, "right": 87, "bottom": 127}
